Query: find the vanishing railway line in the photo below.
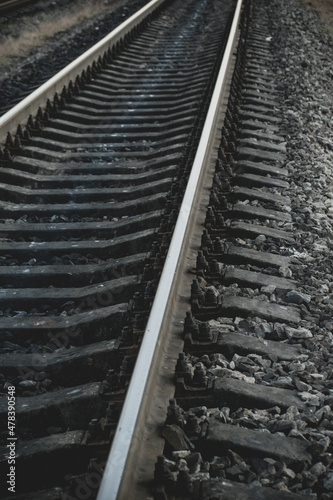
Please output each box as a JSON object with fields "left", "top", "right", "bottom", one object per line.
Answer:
{"left": 0, "top": 0, "right": 332, "bottom": 499}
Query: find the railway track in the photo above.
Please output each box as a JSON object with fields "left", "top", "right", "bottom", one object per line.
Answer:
{"left": 0, "top": 0, "right": 150, "bottom": 117}
{"left": 1, "top": 0, "right": 332, "bottom": 498}
{"left": 0, "top": 0, "right": 43, "bottom": 14}
{"left": 0, "top": 0, "right": 238, "bottom": 497}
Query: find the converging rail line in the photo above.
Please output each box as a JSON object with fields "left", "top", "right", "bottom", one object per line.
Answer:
{"left": 0, "top": 0, "right": 39, "bottom": 14}
{"left": 0, "top": 0, "right": 239, "bottom": 497}
{"left": 1, "top": 0, "right": 332, "bottom": 499}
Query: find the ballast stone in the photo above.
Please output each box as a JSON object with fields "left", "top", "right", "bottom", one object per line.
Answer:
{"left": 285, "top": 290, "right": 311, "bottom": 305}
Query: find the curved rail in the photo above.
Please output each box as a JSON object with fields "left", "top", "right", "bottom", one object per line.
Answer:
{"left": 0, "top": 0, "right": 166, "bottom": 145}
{"left": 96, "top": 0, "right": 243, "bottom": 498}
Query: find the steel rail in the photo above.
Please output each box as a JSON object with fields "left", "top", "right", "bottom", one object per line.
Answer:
{"left": 0, "top": 0, "right": 166, "bottom": 145}
{"left": 0, "top": 0, "right": 36, "bottom": 13}
{"left": 96, "top": 0, "right": 244, "bottom": 498}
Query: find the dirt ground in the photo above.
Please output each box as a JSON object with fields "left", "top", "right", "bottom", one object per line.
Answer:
{"left": 298, "top": 0, "right": 333, "bottom": 35}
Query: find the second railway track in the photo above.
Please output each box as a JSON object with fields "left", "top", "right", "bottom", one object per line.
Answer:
{"left": 0, "top": 0, "right": 333, "bottom": 499}
{"left": 0, "top": 0, "right": 238, "bottom": 497}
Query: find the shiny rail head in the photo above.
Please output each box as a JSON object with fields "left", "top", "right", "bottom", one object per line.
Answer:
{"left": 0, "top": 0, "right": 165, "bottom": 146}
